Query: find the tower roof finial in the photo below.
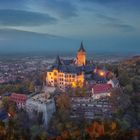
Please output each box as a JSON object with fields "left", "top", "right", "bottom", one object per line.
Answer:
{"left": 78, "top": 41, "right": 86, "bottom": 52}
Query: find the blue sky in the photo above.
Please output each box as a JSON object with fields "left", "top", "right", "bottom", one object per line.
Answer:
{"left": 0, "top": 0, "right": 140, "bottom": 55}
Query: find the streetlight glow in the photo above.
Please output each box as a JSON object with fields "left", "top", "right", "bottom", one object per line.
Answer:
{"left": 99, "top": 70, "right": 105, "bottom": 77}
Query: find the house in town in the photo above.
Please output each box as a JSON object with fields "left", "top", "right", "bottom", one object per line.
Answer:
{"left": 91, "top": 84, "right": 112, "bottom": 99}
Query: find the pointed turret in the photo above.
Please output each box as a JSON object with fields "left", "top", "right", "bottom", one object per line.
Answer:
{"left": 55, "top": 55, "right": 62, "bottom": 65}
{"left": 78, "top": 42, "right": 86, "bottom": 52}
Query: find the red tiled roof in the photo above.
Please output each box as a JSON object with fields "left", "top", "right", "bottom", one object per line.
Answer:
{"left": 92, "top": 84, "right": 112, "bottom": 94}
{"left": 10, "top": 93, "right": 27, "bottom": 103}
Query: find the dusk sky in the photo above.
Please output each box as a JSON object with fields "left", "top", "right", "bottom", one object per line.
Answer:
{"left": 0, "top": 0, "right": 140, "bottom": 55}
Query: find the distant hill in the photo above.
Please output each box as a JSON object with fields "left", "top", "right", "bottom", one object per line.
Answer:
{"left": 121, "top": 55, "right": 140, "bottom": 66}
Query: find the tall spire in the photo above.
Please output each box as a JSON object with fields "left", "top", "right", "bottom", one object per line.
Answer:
{"left": 55, "top": 55, "right": 62, "bottom": 65}
{"left": 78, "top": 41, "right": 86, "bottom": 52}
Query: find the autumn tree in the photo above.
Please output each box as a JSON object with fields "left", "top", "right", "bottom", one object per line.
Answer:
{"left": 0, "top": 121, "right": 6, "bottom": 139}
{"left": 56, "top": 93, "right": 71, "bottom": 110}
{"left": 8, "top": 102, "right": 17, "bottom": 117}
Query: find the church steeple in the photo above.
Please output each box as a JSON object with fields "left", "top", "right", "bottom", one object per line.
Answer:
{"left": 78, "top": 42, "right": 86, "bottom": 52}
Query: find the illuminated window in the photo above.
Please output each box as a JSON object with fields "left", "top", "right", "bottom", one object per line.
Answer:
{"left": 54, "top": 72, "right": 57, "bottom": 76}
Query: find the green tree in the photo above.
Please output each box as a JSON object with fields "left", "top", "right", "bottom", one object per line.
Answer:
{"left": 118, "top": 71, "right": 130, "bottom": 86}
{"left": 28, "top": 82, "right": 35, "bottom": 93}
{"left": 124, "top": 84, "right": 134, "bottom": 95}
{"left": 2, "top": 96, "right": 9, "bottom": 110}
{"left": 133, "top": 77, "right": 140, "bottom": 92}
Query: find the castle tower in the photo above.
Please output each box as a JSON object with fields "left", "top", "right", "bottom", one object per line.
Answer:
{"left": 55, "top": 55, "right": 62, "bottom": 68}
{"left": 77, "top": 42, "right": 86, "bottom": 66}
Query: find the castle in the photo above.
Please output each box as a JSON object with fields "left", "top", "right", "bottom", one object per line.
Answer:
{"left": 46, "top": 42, "right": 98, "bottom": 89}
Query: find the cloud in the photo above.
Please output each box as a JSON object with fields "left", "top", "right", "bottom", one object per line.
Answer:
{"left": 0, "top": 0, "right": 78, "bottom": 19}
{"left": 29, "top": 0, "right": 78, "bottom": 19}
{"left": 95, "top": 13, "right": 136, "bottom": 32}
{"left": 80, "top": 0, "right": 123, "bottom": 4}
{"left": 0, "top": 9, "right": 57, "bottom": 26}
{"left": 0, "top": 0, "right": 26, "bottom": 9}
{"left": 96, "top": 14, "right": 119, "bottom": 22}
{"left": 104, "top": 23, "right": 135, "bottom": 32}
{"left": 81, "top": 0, "right": 138, "bottom": 4}
{"left": 0, "top": 28, "right": 62, "bottom": 39}
{"left": 80, "top": 0, "right": 140, "bottom": 10}
{"left": 47, "top": 0, "right": 77, "bottom": 18}
{"left": 0, "top": 28, "right": 77, "bottom": 54}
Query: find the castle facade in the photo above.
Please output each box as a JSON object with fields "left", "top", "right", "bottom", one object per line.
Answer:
{"left": 46, "top": 42, "right": 95, "bottom": 89}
